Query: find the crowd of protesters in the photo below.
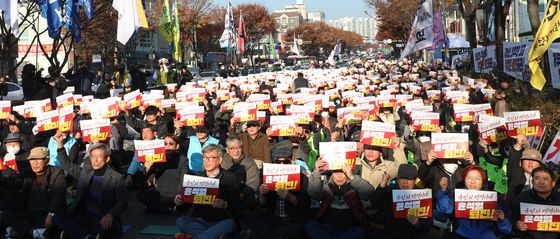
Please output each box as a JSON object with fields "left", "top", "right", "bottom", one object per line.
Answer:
{"left": 0, "top": 56, "right": 558, "bottom": 239}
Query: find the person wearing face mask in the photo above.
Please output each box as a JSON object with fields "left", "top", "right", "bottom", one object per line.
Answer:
{"left": 305, "top": 158, "right": 373, "bottom": 239}
{"left": 373, "top": 164, "right": 432, "bottom": 239}
{"left": 0, "top": 147, "right": 66, "bottom": 239}
{"left": 436, "top": 165, "right": 512, "bottom": 239}
{"left": 1, "top": 133, "right": 31, "bottom": 171}
{"left": 135, "top": 135, "right": 188, "bottom": 215}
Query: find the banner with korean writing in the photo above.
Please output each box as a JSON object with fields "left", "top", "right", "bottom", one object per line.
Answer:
{"left": 546, "top": 43, "right": 560, "bottom": 89}
{"left": 181, "top": 174, "right": 220, "bottom": 205}
{"left": 220, "top": 98, "right": 239, "bottom": 111}
{"left": 177, "top": 105, "right": 205, "bottom": 126}
{"left": 319, "top": 142, "right": 357, "bottom": 170}
{"left": 504, "top": 111, "right": 542, "bottom": 137}
{"left": 411, "top": 112, "right": 440, "bottom": 132}
{"left": 269, "top": 116, "right": 298, "bottom": 137}
{"left": 141, "top": 93, "right": 164, "bottom": 108}
{"left": 431, "top": 133, "right": 469, "bottom": 159}
{"left": 177, "top": 88, "right": 206, "bottom": 103}
{"left": 2, "top": 153, "right": 17, "bottom": 172}
{"left": 360, "top": 120, "right": 396, "bottom": 148}
{"left": 454, "top": 189, "right": 498, "bottom": 220}
{"left": 247, "top": 94, "right": 271, "bottom": 110}
{"left": 503, "top": 42, "right": 530, "bottom": 80}
{"left": 134, "top": 139, "right": 166, "bottom": 163}
{"left": 233, "top": 102, "right": 258, "bottom": 123}
{"left": 270, "top": 101, "right": 284, "bottom": 114}
{"left": 0, "top": 101, "right": 10, "bottom": 120}
{"left": 58, "top": 105, "right": 74, "bottom": 133}
{"left": 80, "top": 119, "right": 111, "bottom": 142}
{"left": 473, "top": 45, "right": 497, "bottom": 74}
{"left": 520, "top": 202, "right": 560, "bottom": 232}
{"left": 123, "top": 90, "right": 142, "bottom": 109}
{"left": 337, "top": 106, "right": 374, "bottom": 125}
{"left": 36, "top": 110, "right": 59, "bottom": 132}
{"left": 392, "top": 189, "right": 433, "bottom": 218}
{"left": 478, "top": 115, "right": 507, "bottom": 143}
{"left": 453, "top": 104, "right": 475, "bottom": 122}
{"left": 277, "top": 94, "right": 293, "bottom": 105}
{"left": 56, "top": 94, "right": 74, "bottom": 109}
{"left": 262, "top": 163, "right": 300, "bottom": 191}
{"left": 287, "top": 105, "right": 314, "bottom": 125}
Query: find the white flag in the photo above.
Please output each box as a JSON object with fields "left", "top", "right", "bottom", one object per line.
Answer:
{"left": 219, "top": 0, "right": 235, "bottom": 48}
{"left": 328, "top": 41, "right": 342, "bottom": 65}
{"left": 291, "top": 35, "right": 301, "bottom": 56}
{"left": 0, "top": 0, "right": 18, "bottom": 35}
{"left": 399, "top": 0, "right": 433, "bottom": 61}
{"left": 113, "top": 0, "right": 145, "bottom": 45}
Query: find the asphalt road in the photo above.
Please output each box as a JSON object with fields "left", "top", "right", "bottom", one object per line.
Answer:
{"left": 120, "top": 190, "right": 177, "bottom": 239}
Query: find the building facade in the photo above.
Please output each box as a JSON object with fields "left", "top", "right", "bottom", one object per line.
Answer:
{"left": 327, "top": 17, "right": 377, "bottom": 40}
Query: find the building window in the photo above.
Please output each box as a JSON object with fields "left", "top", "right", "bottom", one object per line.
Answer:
{"left": 282, "top": 18, "right": 288, "bottom": 24}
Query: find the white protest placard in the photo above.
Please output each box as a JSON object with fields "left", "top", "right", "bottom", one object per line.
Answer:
{"left": 547, "top": 43, "right": 560, "bottom": 89}
{"left": 319, "top": 142, "right": 357, "bottom": 170}
{"left": 134, "top": 139, "right": 166, "bottom": 163}
{"left": 543, "top": 132, "right": 560, "bottom": 165}
{"left": 503, "top": 42, "right": 530, "bottom": 80}
{"left": 262, "top": 163, "right": 301, "bottom": 191}
{"left": 269, "top": 116, "right": 298, "bottom": 137}
{"left": 431, "top": 133, "right": 469, "bottom": 159}
{"left": 360, "top": 120, "right": 396, "bottom": 148}
{"left": 80, "top": 119, "right": 111, "bottom": 142}
{"left": 520, "top": 202, "right": 560, "bottom": 232}
{"left": 181, "top": 175, "right": 220, "bottom": 205}
{"left": 473, "top": 45, "right": 496, "bottom": 74}
{"left": 455, "top": 189, "right": 498, "bottom": 220}
{"left": 504, "top": 111, "right": 542, "bottom": 137}
{"left": 392, "top": 189, "right": 433, "bottom": 218}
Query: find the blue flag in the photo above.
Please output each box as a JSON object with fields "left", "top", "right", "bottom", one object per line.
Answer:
{"left": 40, "top": 0, "right": 63, "bottom": 39}
{"left": 65, "top": 0, "right": 81, "bottom": 42}
{"left": 79, "top": 0, "right": 93, "bottom": 19}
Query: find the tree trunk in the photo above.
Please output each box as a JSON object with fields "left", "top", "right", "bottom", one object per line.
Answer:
{"left": 494, "top": 0, "right": 511, "bottom": 79}
{"left": 527, "top": 0, "right": 541, "bottom": 35}
{"left": 465, "top": 14, "right": 477, "bottom": 49}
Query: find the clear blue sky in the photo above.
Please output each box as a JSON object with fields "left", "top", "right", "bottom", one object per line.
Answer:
{"left": 224, "top": 0, "right": 371, "bottom": 20}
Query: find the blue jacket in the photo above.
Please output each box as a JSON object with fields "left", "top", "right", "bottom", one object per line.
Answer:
{"left": 187, "top": 136, "right": 219, "bottom": 173}
{"left": 127, "top": 152, "right": 145, "bottom": 175}
{"left": 48, "top": 136, "right": 76, "bottom": 167}
{"left": 436, "top": 189, "right": 512, "bottom": 239}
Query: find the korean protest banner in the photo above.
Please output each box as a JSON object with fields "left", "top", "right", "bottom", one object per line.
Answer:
{"left": 247, "top": 94, "right": 271, "bottom": 111}
{"left": 181, "top": 174, "right": 220, "bottom": 205}
{"left": 337, "top": 106, "right": 373, "bottom": 125}
{"left": 270, "top": 101, "right": 284, "bottom": 114}
{"left": 269, "top": 116, "right": 298, "bottom": 137}
{"left": 453, "top": 104, "right": 475, "bottom": 123}
{"left": 277, "top": 94, "right": 293, "bottom": 105}
{"left": 319, "top": 142, "right": 357, "bottom": 170}
{"left": 0, "top": 101, "right": 10, "bottom": 120}
{"left": 504, "top": 111, "right": 542, "bottom": 137}
{"left": 287, "top": 105, "right": 314, "bottom": 125}
{"left": 58, "top": 105, "right": 74, "bottom": 133}
{"left": 141, "top": 93, "right": 164, "bottom": 108}
{"left": 543, "top": 132, "right": 560, "bottom": 165}
{"left": 392, "top": 189, "right": 433, "bottom": 218}
{"left": 233, "top": 102, "right": 258, "bottom": 123}
{"left": 1, "top": 153, "right": 17, "bottom": 172}
{"left": 176, "top": 88, "right": 206, "bottom": 103}
{"left": 455, "top": 189, "right": 498, "bottom": 220}
{"left": 134, "top": 139, "right": 166, "bottom": 163}
{"left": 177, "top": 105, "right": 205, "bottom": 127}
{"left": 411, "top": 112, "right": 440, "bottom": 132}
{"left": 473, "top": 45, "right": 497, "bottom": 74}
{"left": 478, "top": 115, "right": 507, "bottom": 143}
{"left": 36, "top": 110, "right": 59, "bottom": 132}
{"left": 503, "top": 42, "right": 531, "bottom": 80}
{"left": 360, "top": 120, "right": 396, "bottom": 148}
{"left": 520, "top": 202, "right": 560, "bottom": 232}
{"left": 431, "top": 133, "right": 469, "bottom": 159}
{"left": 546, "top": 43, "right": 560, "bottom": 89}
{"left": 80, "top": 119, "right": 111, "bottom": 142}
{"left": 262, "top": 163, "right": 301, "bottom": 191}
{"left": 56, "top": 94, "right": 74, "bottom": 109}
{"left": 123, "top": 90, "right": 142, "bottom": 109}
{"left": 220, "top": 98, "right": 240, "bottom": 111}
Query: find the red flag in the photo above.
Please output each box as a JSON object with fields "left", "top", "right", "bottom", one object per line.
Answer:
{"left": 237, "top": 10, "right": 246, "bottom": 54}
{"left": 280, "top": 33, "right": 285, "bottom": 53}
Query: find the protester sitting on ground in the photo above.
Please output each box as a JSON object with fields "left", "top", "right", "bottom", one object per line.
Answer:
{"left": 53, "top": 132, "right": 127, "bottom": 238}
{"left": 126, "top": 125, "right": 160, "bottom": 188}
{"left": 373, "top": 164, "right": 432, "bottom": 239}
{"left": 247, "top": 140, "right": 310, "bottom": 239}
{"left": 1, "top": 133, "right": 31, "bottom": 172}
{"left": 436, "top": 165, "right": 512, "bottom": 239}
{"left": 305, "top": 157, "right": 373, "bottom": 239}
{"left": 137, "top": 135, "right": 188, "bottom": 215}
{"left": 0, "top": 147, "right": 66, "bottom": 239}
{"left": 174, "top": 144, "right": 242, "bottom": 239}
{"left": 228, "top": 120, "right": 271, "bottom": 168}
{"left": 184, "top": 125, "right": 220, "bottom": 175}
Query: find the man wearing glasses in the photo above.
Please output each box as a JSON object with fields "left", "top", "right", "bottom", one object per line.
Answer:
{"left": 174, "top": 144, "right": 242, "bottom": 239}
{"left": 229, "top": 120, "right": 271, "bottom": 169}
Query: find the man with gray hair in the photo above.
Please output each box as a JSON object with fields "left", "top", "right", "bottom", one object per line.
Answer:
{"left": 52, "top": 131, "right": 127, "bottom": 238}
{"left": 174, "top": 144, "right": 242, "bottom": 239}
{"left": 222, "top": 136, "right": 260, "bottom": 201}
